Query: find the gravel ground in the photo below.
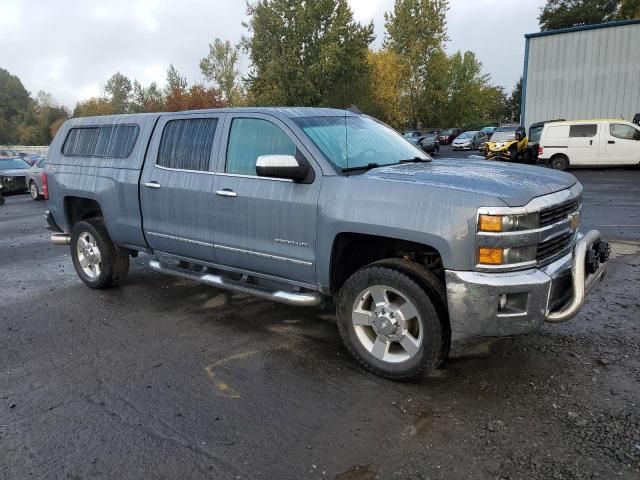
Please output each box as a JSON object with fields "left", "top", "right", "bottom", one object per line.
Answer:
{"left": 1, "top": 164, "right": 639, "bottom": 480}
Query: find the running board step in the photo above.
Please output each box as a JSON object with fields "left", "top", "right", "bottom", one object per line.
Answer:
{"left": 148, "top": 259, "right": 321, "bottom": 307}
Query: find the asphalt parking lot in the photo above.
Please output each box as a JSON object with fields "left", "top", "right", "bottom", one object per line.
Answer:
{"left": 1, "top": 157, "right": 639, "bottom": 479}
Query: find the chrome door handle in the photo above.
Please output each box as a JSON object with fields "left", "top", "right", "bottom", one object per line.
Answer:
{"left": 144, "top": 181, "right": 161, "bottom": 189}
{"left": 216, "top": 189, "right": 237, "bottom": 197}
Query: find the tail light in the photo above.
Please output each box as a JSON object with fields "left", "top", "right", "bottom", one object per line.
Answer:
{"left": 538, "top": 145, "right": 544, "bottom": 156}
{"left": 42, "top": 172, "right": 49, "bottom": 200}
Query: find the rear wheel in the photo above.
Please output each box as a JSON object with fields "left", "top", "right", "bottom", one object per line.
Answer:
{"left": 550, "top": 154, "right": 569, "bottom": 171}
{"left": 29, "top": 181, "right": 41, "bottom": 201}
{"left": 337, "top": 260, "right": 448, "bottom": 381}
{"left": 70, "top": 218, "right": 129, "bottom": 289}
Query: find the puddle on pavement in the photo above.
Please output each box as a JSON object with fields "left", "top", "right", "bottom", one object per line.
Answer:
{"left": 609, "top": 242, "right": 640, "bottom": 259}
{"left": 401, "top": 410, "right": 433, "bottom": 439}
{"left": 335, "top": 464, "right": 377, "bottom": 480}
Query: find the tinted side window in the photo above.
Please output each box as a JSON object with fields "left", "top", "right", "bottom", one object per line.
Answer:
{"left": 609, "top": 123, "right": 637, "bottom": 140}
{"left": 226, "top": 118, "right": 296, "bottom": 176}
{"left": 157, "top": 118, "right": 218, "bottom": 171}
{"left": 62, "top": 125, "right": 139, "bottom": 158}
{"left": 569, "top": 124, "right": 597, "bottom": 138}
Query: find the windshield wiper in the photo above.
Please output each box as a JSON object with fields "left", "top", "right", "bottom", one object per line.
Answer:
{"left": 398, "top": 156, "right": 431, "bottom": 164}
{"left": 341, "top": 163, "right": 380, "bottom": 173}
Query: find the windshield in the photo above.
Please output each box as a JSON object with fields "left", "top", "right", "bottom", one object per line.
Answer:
{"left": 490, "top": 130, "right": 516, "bottom": 142}
{"left": 295, "top": 116, "right": 429, "bottom": 171}
{"left": 0, "top": 158, "right": 30, "bottom": 170}
{"left": 457, "top": 132, "right": 474, "bottom": 139}
{"left": 440, "top": 129, "right": 453, "bottom": 136}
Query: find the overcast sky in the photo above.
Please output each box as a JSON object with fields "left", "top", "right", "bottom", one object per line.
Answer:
{"left": 0, "top": 0, "right": 545, "bottom": 109}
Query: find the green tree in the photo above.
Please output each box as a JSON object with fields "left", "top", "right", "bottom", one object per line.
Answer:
{"left": 200, "top": 38, "right": 242, "bottom": 106}
{"left": 444, "top": 51, "right": 491, "bottom": 127}
{"left": 0, "top": 68, "right": 31, "bottom": 143}
{"left": 538, "top": 0, "right": 620, "bottom": 31}
{"left": 131, "top": 80, "right": 165, "bottom": 112}
{"left": 618, "top": 0, "right": 640, "bottom": 18}
{"left": 164, "top": 64, "right": 188, "bottom": 111}
{"left": 16, "top": 91, "right": 69, "bottom": 144}
{"left": 104, "top": 72, "right": 133, "bottom": 113}
{"left": 384, "top": 0, "right": 449, "bottom": 127}
{"left": 507, "top": 77, "right": 522, "bottom": 123}
{"left": 243, "top": 0, "right": 374, "bottom": 107}
{"left": 482, "top": 85, "right": 509, "bottom": 126}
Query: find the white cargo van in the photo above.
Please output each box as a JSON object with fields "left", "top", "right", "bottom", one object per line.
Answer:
{"left": 538, "top": 120, "right": 640, "bottom": 170}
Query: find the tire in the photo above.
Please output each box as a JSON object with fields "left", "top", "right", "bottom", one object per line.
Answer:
{"left": 0, "top": 196, "right": 4, "bottom": 205}
{"left": 550, "top": 154, "right": 569, "bottom": 171}
{"left": 29, "top": 181, "right": 41, "bottom": 201}
{"left": 336, "top": 259, "right": 449, "bottom": 381}
{"left": 70, "top": 218, "right": 129, "bottom": 289}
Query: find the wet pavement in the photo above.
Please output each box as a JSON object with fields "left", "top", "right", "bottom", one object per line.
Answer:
{"left": 1, "top": 164, "right": 639, "bottom": 479}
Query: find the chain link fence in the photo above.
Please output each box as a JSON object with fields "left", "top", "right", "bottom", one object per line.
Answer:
{"left": 0, "top": 145, "right": 50, "bottom": 155}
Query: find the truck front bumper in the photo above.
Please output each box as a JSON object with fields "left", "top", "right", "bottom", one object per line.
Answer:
{"left": 445, "top": 230, "right": 609, "bottom": 336}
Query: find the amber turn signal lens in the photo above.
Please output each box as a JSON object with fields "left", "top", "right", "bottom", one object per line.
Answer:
{"left": 478, "top": 247, "right": 504, "bottom": 265}
{"left": 478, "top": 214, "right": 503, "bottom": 232}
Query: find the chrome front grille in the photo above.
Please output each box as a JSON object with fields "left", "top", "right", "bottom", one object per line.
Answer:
{"left": 539, "top": 196, "right": 582, "bottom": 227}
{"left": 537, "top": 231, "right": 575, "bottom": 262}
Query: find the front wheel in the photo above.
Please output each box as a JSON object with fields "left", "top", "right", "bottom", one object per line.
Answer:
{"left": 29, "top": 181, "right": 41, "bottom": 201}
{"left": 337, "top": 261, "right": 448, "bottom": 381}
{"left": 70, "top": 218, "right": 129, "bottom": 289}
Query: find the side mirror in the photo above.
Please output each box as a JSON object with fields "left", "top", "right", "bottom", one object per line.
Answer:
{"left": 256, "top": 154, "right": 309, "bottom": 182}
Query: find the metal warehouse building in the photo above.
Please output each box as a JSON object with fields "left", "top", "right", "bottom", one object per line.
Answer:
{"left": 521, "top": 19, "right": 640, "bottom": 130}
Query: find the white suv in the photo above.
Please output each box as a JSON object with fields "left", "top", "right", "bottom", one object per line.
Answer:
{"left": 538, "top": 119, "right": 640, "bottom": 170}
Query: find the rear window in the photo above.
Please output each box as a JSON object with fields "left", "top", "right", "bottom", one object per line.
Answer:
{"left": 62, "top": 125, "right": 139, "bottom": 158}
{"left": 157, "top": 118, "right": 218, "bottom": 171}
{"left": 529, "top": 125, "right": 544, "bottom": 143}
{"left": 569, "top": 124, "right": 597, "bottom": 138}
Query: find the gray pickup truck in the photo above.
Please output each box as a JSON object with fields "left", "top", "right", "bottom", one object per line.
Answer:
{"left": 44, "top": 108, "right": 609, "bottom": 381}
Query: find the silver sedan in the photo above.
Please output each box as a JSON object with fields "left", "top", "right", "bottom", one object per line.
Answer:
{"left": 25, "top": 158, "right": 46, "bottom": 201}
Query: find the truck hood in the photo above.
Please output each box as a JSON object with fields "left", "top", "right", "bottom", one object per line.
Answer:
{"left": 0, "top": 169, "right": 28, "bottom": 177}
{"left": 366, "top": 159, "right": 577, "bottom": 207}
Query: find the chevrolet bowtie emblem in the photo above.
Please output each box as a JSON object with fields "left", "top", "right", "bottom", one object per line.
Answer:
{"left": 569, "top": 213, "right": 580, "bottom": 231}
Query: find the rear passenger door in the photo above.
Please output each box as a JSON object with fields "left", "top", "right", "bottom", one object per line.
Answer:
{"left": 140, "top": 113, "right": 223, "bottom": 261}
{"left": 568, "top": 123, "right": 599, "bottom": 165}
{"left": 212, "top": 114, "right": 320, "bottom": 286}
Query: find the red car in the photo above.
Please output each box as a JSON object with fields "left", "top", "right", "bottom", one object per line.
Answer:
{"left": 438, "top": 128, "right": 462, "bottom": 145}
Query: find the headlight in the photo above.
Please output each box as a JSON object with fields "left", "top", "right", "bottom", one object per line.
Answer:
{"left": 477, "top": 245, "right": 537, "bottom": 266}
{"left": 478, "top": 213, "right": 539, "bottom": 232}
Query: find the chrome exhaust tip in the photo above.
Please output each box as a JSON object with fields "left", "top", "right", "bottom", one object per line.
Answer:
{"left": 51, "top": 234, "right": 71, "bottom": 245}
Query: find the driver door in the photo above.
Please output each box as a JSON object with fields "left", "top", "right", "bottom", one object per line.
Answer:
{"left": 212, "top": 114, "right": 321, "bottom": 285}
{"left": 603, "top": 122, "right": 640, "bottom": 165}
